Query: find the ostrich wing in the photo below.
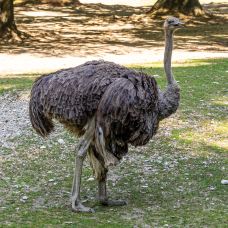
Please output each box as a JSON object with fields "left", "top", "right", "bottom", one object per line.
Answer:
{"left": 96, "top": 74, "right": 159, "bottom": 159}
{"left": 30, "top": 61, "right": 142, "bottom": 136}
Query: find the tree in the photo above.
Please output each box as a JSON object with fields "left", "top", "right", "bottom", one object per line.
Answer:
{"left": 148, "top": 0, "right": 204, "bottom": 16}
{"left": 0, "top": 0, "right": 23, "bottom": 42}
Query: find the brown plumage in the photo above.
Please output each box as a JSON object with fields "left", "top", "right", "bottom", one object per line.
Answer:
{"left": 29, "top": 17, "right": 182, "bottom": 212}
{"left": 29, "top": 61, "right": 160, "bottom": 158}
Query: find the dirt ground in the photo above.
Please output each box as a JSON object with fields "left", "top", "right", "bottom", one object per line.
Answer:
{"left": 0, "top": 1, "right": 227, "bottom": 74}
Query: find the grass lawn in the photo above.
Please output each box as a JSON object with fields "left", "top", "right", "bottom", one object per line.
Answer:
{"left": 0, "top": 58, "right": 227, "bottom": 227}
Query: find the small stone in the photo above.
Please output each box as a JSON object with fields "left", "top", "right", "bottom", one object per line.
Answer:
{"left": 164, "top": 161, "right": 169, "bottom": 166}
{"left": 20, "top": 195, "right": 28, "bottom": 202}
{"left": 142, "top": 185, "right": 148, "bottom": 188}
{"left": 22, "top": 196, "right": 28, "bottom": 200}
{"left": 87, "top": 177, "right": 94, "bottom": 181}
{"left": 58, "top": 139, "right": 65, "bottom": 144}
{"left": 209, "top": 186, "right": 216, "bottom": 191}
{"left": 40, "top": 145, "right": 46, "bottom": 149}
{"left": 221, "top": 180, "right": 228, "bottom": 185}
{"left": 48, "top": 179, "right": 55, "bottom": 182}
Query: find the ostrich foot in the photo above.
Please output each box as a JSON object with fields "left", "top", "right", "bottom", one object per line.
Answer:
{"left": 72, "top": 202, "right": 95, "bottom": 213}
{"left": 99, "top": 199, "right": 127, "bottom": 206}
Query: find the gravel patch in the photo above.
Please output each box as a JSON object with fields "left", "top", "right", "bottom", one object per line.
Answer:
{"left": 0, "top": 92, "right": 31, "bottom": 150}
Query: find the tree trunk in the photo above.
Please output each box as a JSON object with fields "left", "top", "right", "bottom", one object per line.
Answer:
{"left": 0, "top": 0, "right": 22, "bottom": 42}
{"left": 148, "top": 0, "right": 204, "bottom": 16}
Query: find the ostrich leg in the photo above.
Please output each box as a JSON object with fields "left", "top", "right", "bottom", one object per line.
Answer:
{"left": 71, "top": 139, "right": 94, "bottom": 212}
{"left": 98, "top": 177, "right": 127, "bottom": 206}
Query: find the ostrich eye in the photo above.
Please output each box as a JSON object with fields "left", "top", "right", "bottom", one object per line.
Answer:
{"left": 169, "top": 20, "right": 174, "bottom": 24}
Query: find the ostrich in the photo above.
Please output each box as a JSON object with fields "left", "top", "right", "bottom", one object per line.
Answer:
{"left": 29, "top": 17, "right": 183, "bottom": 212}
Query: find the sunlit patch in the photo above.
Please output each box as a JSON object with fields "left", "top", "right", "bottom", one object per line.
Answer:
{"left": 129, "top": 59, "right": 214, "bottom": 69}
{"left": 178, "top": 120, "right": 228, "bottom": 152}
{"left": 20, "top": 11, "right": 70, "bottom": 17}
{"left": 171, "top": 60, "right": 212, "bottom": 67}
{"left": 212, "top": 34, "right": 228, "bottom": 38}
{"left": 0, "top": 85, "right": 14, "bottom": 90}
{"left": 212, "top": 97, "right": 228, "bottom": 106}
{"left": 212, "top": 139, "right": 228, "bottom": 150}
{"left": 0, "top": 74, "right": 38, "bottom": 79}
{"left": 80, "top": 0, "right": 153, "bottom": 6}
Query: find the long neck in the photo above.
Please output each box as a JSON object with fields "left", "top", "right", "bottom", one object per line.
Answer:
{"left": 158, "top": 29, "right": 180, "bottom": 120}
{"left": 164, "top": 29, "right": 175, "bottom": 85}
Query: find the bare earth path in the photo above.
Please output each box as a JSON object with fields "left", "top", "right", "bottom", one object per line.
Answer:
{"left": 2, "top": 49, "right": 227, "bottom": 75}
{"left": 0, "top": 1, "right": 227, "bottom": 74}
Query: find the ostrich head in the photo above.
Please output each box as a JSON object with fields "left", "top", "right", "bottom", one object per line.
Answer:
{"left": 163, "top": 17, "right": 184, "bottom": 31}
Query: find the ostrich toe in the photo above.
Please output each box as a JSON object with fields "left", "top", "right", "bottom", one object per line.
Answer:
{"left": 99, "top": 199, "right": 127, "bottom": 206}
{"left": 72, "top": 202, "right": 95, "bottom": 213}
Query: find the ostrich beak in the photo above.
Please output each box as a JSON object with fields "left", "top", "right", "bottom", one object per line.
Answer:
{"left": 178, "top": 21, "right": 185, "bottom": 27}
{"left": 174, "top": 21, "right": 185, "bottom": 28}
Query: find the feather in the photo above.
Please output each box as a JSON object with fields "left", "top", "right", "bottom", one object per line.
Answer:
{"left": 30, "top": 60, "right": 159, "bottom": 162}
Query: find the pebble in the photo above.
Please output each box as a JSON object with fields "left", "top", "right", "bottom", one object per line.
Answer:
{"left": 58, "top": 139, "right": 65, "bottom": 144}
{"left": 209, "top": 186, "right": 216, "bottom": 191}
{"left": 87, "top": 177, "right": 95, "bottom": 181}
{"left": 20, "top": 195, "right": 28, "bottom": 202}
{"left": 40, "top": 145, "right": 46, "bottom": 149}
{"left": 221, "top": 180, "right": 228, "bottom": 185}
{"left": 142, "top": 185, "right": 148, "bottom": 188}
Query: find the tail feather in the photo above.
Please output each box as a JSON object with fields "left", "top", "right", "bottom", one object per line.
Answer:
{"left": 29, "top": 101, "right": 54, "bottom": 137}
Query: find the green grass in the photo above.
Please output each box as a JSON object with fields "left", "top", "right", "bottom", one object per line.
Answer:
{"left": 0, "top": 75, "right": 38, "bottom": 94}
{"left": 0, "top": 58, "right": 227, "bottom": 227}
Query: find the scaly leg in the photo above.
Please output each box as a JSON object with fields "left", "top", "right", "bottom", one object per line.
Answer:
{"left": 98, "top": 178, "right": 127, "bottom": 206}
{"left": 71, "top": 139, "right": 94, "bottom": 212}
